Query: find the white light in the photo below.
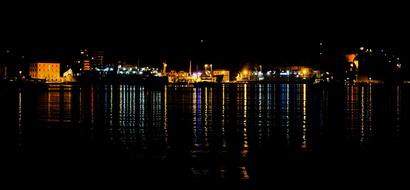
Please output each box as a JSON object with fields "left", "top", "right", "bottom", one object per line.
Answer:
{"left": 280, "top": 71, "right": 290, "bottom": 76}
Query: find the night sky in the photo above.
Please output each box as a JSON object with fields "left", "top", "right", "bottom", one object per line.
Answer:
{"left": 5, "top": 38, "right": 409, "bottom": 74}
{"left": 6, "top": 38, "right": 315, "bottom": 72}
{"left": 2, "top": 3, "right": 409, "bottom": 72}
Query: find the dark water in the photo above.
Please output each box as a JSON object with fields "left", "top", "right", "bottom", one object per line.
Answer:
{"left": 2, "top": 83, "right": 410, "bottom": 188}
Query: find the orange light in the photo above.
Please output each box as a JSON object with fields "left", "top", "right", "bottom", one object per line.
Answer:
{"left": 346, "top": 54, "right": 358, "bottom": 63}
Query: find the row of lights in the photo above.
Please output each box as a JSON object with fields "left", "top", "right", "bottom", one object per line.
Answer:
{"left": 359, "top": 46, "right": 402, "bottom": 69}
{"left": 320, "top": 42, "right": 323, "bottom": 56}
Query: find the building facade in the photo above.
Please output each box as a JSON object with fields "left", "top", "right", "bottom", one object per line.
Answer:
{"left": 0, "top": 66, "right": 7, "bottom": 79}
{"left": 83, "top": 60, "right": 91, "bottom": 71}
{"left": 29, "top": 62, "right": 61, "bottom": 82}
{"left": 213, "top": 70, "right": 230, "bottom": 82}
{"left": 91, "top": 49, "right": 104, "bottom": 69}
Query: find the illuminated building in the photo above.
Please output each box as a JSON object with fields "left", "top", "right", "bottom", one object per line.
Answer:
{"left": 200, "top": 64, "right": 214, "bottom": 82}
{"left": 76, "top": 49, "right": 103, "bottom": 74}
{"left": 29, "top": 62, "right": 61, "bottom": 82}
{"left": 83, "top": 60, "right": 91, "bottom": 71}
{"left": 345, "top": 54, "right": 359, "bottom": 82}
{"left": 62, "top": 69, "right": 76, "bottom": 82}
{"left": 177, "top": 71, "right": 187, "bottom": 81}
{"left": 90, "top": 49, "right": 104, "bottom": 69}
{"left": 168, "top": 70, "right": 178, "bottom": 83}
{"left": 288, "top": 66, "right": 313, "bottom": 78}
{"left": 236, "top": 69, "right": 251, "bottom": 81}
{"left": 213, "top": 70, "right": 230, "bottom": 82}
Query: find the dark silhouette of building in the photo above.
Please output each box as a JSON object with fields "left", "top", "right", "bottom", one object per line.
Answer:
{"left": 0, "top": 49, "right": 26, "bottom": 80}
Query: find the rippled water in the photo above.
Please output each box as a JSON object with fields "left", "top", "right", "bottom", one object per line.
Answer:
{"left": 2, "top": 83, "right": 410, "bottom": 188}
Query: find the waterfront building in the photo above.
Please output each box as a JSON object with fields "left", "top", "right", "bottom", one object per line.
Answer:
{"left": 29, "top": 62, "right": 61, "bottom": 82}
{"left": 213, "top": 70, "right": 230, "bottom": 82}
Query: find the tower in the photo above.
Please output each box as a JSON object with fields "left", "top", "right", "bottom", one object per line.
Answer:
{"left": 91, "top": 49, "right": 104, "bottom": 69}
{"left": 163, "top": 60, "right": 167, "bottom": 76}
{"left": 189, "top": 60, "right": 192, "bottom": 76}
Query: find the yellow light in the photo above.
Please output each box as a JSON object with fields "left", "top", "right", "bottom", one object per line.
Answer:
{"left": 243, "top": 70, "right": 248, "bottom": 75}
{"left": 354, "top": 60, "right": 359, "bottom": 68}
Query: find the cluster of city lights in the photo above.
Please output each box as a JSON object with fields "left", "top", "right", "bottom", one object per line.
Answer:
{"left": 94, "top": 65, "right": 162, "bottom": 77}
{"left": 358, "top": 46, "right": 402, "bottom": 69}
{"left": 236, "top": 66, "right": 319, "bottom": 82}
{"left": 117, "top": 65, "right": 161, "bottom": 76}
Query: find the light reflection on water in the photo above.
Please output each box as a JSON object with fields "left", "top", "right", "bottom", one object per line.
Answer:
{"left": 10, "top": 83, "right": 410, "bottom": 184}
{"left": 345, "top": 85, "right": 374, "bottom": 147}
{"left": 18, "top": 89, "right": 23, "bottom": 147}
{"left": 37, "top": 86, "right": 79, "bottom": 124}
